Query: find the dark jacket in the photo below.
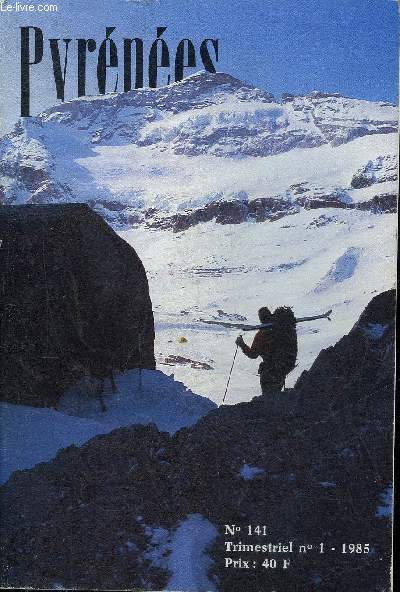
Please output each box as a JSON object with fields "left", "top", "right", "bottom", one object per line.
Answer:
{"left": 240, "top": 329, "right": 286, "bottom": 380}
{"left": 240, "top": 330, "right": 272, "bottom": 361}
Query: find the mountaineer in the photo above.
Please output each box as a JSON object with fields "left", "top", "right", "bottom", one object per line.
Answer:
{"left": 235, "top": 306, "right": 298, "bottom": 396}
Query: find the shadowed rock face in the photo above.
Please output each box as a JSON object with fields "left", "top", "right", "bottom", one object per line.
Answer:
{"left": 0, "top": 204, "right": 155, "bottom": 407}
{"left": 0, "top": 290, "right": 395, "bottom": 591}
{"left": 295, "top": 289, "right": 395, "bottom": 409}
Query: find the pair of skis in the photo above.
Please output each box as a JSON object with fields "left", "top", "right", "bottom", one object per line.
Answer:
{"left": 200, "top": 309, "right": 332, "bottom": 332}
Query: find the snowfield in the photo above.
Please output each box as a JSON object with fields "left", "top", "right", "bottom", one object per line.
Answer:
{"left": 74, "top": 132, "right": 397, "bottom": 216}
{"left": 120, "top": 206, "right": 396, "bottom": 403}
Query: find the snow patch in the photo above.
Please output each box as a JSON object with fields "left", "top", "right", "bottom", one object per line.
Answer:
{"left": 362, "top": 323, "right": 388, "bottom": 341}
{"left": 144, "top": 514, "right": 218, "bottom": 592}
{"left": 376, "top": 484, "right": 393, "bottom": 518}
{"left": 58, "top": 369, "right": 216, "bottom": 434}
{"left": 144, "top": 525, "right": 170, "bottom": 568}
{"left": 239, "top": 463, "right": 266, "bottom": 480}
{"left": 0, "top": 403, "right": 107, "bottom": 485}
{"left": 315, "top": 247, "right": 361, "bottom": 292}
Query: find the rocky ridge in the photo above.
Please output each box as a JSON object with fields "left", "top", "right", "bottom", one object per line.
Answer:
{"left": 148, "top": 187, "right": 397, "bottom": 232}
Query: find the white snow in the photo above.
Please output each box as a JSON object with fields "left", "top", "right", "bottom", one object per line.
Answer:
{"left": 0, "top": 369, "right": 215, "bottom": 484}
{"left": 362, "top": 323, "right": 388, "bottom": 341}
{"left": 166, "top": 515, "right": 218, "bottom": 592}
{"left": 144, "top": 514, "right": 218, "bottom": 592}
{"left": 376, "top": 484, "right": 393, "bottom": 518}
{"left": 69, "top": 133, "right": 397, "bottom": 214}
{"left": 239, "top": 463, "right": 266, "bottom": 480}
{"left": 0, "top": 403, "right": 107, "bottom": 485}
{"left": 314, "top": 247, "right": 361, "bottom": 292}
{"left": 58, "top": 369, "right": 215, "bottom": 434}
{"left": 347, "top": 180, "right": 397, "bottom": 203}
{"left": 120, "top": 207, "right": 396, "bottom": 404}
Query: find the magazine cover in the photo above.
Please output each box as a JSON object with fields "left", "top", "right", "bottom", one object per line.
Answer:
{"left": 0, "top": 0, "right": 398, "bottom": 590}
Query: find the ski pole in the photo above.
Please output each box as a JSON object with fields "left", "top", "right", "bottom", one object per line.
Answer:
{"left": 222, "top": 342, "right": 240, "bottom": 404}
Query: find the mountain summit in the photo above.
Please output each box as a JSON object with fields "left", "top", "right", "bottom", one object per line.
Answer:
{"left": 0, "top": 71, "right": 397, "bottom": 229}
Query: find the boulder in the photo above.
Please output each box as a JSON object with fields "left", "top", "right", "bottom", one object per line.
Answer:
{"left": 0, "top": 204, "right": 155, "bottom": 407}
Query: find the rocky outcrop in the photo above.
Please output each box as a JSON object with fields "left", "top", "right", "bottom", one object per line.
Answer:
{"left": 354, "top": 192, "right": 397, "bottom": 214}
{"left": 171, "top": 199, "right": 248, "bottom": 231}
{"left": 351, "top": 155, "right": 398, "bottom": 188}
{"left": 0, "top": 290, "right": 395, "bottom": 590}
{"left": 0, "top": 204, "right": 155, "bottom": 407}
{"left": 147, "top": 189, "right": 396, "bottom": 233}
{"left": 295, "top": 289, "right": 395, "bottom": 417}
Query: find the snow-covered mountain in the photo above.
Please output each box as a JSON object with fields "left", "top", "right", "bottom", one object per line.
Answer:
{"left": 0, "top": 71, "right": 397, "bottom": 403}
{"left": 0, "top": 72, "right": 397, "bottom": 226}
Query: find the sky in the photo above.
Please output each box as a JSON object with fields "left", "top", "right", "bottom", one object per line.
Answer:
{"left": 0, "top": 0, "right": 398, "bottom": 134}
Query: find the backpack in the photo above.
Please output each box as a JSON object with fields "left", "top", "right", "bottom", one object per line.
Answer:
{"left": 269, "top": 306, "right": 298, "bottom": 377}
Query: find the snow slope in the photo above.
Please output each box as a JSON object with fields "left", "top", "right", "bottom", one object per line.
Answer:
{"left": 0, "top": 369, "right": 216, "bottom": 484}
{"left": 120, "top": 206, "right": 396, "bottom": 403}
{"left": 73, "top": 132, "right": 396, "bottom": 219}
